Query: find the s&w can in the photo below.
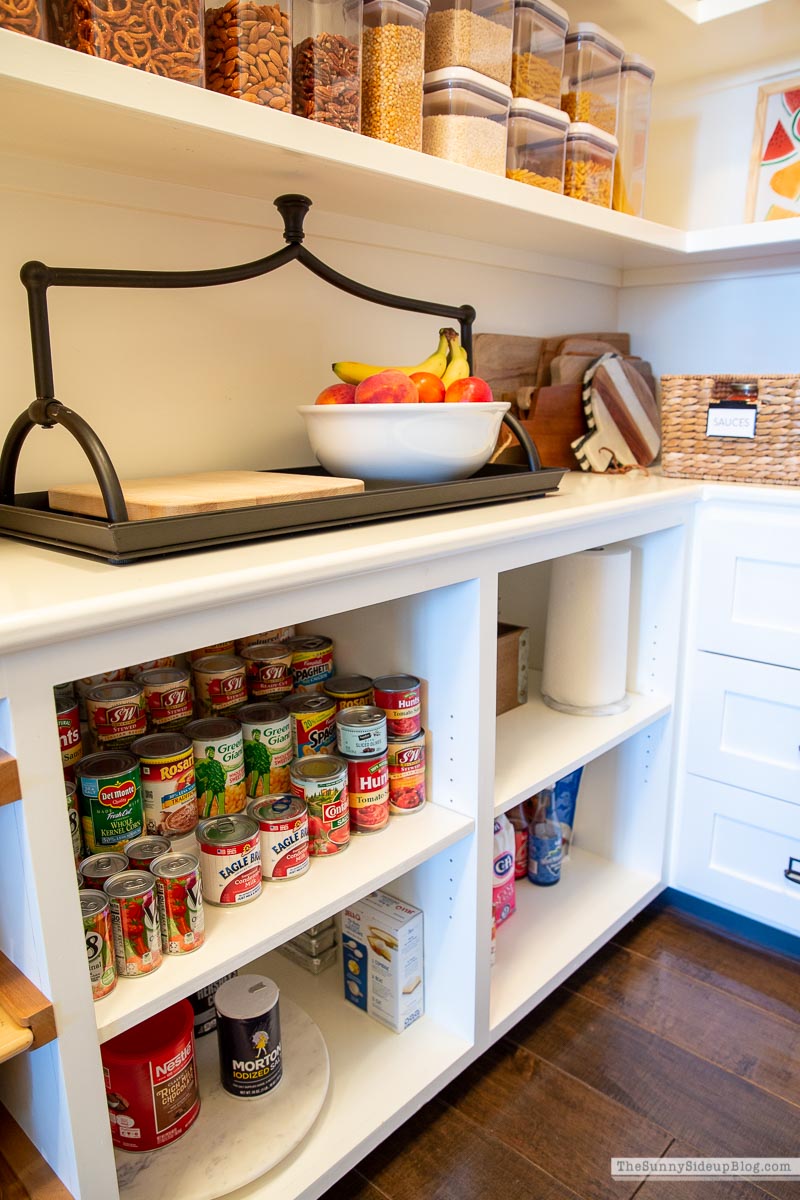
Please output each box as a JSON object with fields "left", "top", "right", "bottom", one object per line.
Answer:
{"left": 136, "top": 667, "right": 193, "bottom": 731}
{"left": 86, "top": 681, "right": 147, "bottom": 752}
{"left": 214, "top": 974, "right": 283, "bottom": 1099}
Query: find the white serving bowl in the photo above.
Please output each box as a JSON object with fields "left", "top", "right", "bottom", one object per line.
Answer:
{"left": 298, "top": 401, "right": 510, "bottom": 484}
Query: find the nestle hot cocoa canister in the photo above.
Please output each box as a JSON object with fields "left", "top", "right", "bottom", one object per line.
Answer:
{"left": 214, "top": 974, "right": 283, "bottom": 1099}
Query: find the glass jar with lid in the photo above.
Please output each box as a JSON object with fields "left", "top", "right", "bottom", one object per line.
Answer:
{"left": 612, "top": 53, "right": 655, "bottom": 216}
{"left": 205, "top": 0, "right": 291, "bottom": 110}
{"left": 362, "top": 0, "right": 429, "bottom": 149}
{"left": 511, "top": 0, "right": 567, "bottom": 109}
{"left": 292, "top": 0, "right": 362, "bottom": 131}
{"left": 506, "top": 98, "right": 568, "bottom": 192}
{"left": 564, "top": 122, "right": 618, "bottom": 207}
{"left": 0, "top": 0, "right": 46, "bottom": 38}
{"left": 423, "top": 66, "right": 512, "bottom": 174}
{"left": 561, "top": 22, "right": 624, "bottom": 136}
{"left": 425, "top": 0, "right": 513, "bottom": 87}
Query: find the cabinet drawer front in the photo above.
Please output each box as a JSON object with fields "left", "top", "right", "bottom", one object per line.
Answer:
{"left": 695, "top": 510, "right": 800, "bottom": 669}
{"left": 674, "top": 775, "right": 800, "bottom": 934}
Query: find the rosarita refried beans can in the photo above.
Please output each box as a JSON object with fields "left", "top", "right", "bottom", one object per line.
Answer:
{"left": 247, "top": 794, "right": 310, "bottom": 881}
{"left": 195, "top": 814, "right": 261, "bottom": 906}
{"left": 75, "top": 751, "right": 144, "bottom": 854}
{"left": 101, "top": 999, "right": 200, "bottom": 1151}
{"left": 214, "top": 974, "right": 283, "bottom": 1099}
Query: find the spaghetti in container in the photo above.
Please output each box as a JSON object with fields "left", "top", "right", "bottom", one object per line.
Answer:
{"left": 48, "top": 0, "right": 205, "bottom": 84}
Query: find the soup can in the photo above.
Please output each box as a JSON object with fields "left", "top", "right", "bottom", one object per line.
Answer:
{"left": 189, "top": 641, "right": 234, "bottom": 662}
{"left": 101, "top": 999, "right": 199, "bottom": 1151}
{"left": 124, "top": 836, "right": 171, "bottom": 872}
{"left": 387, "top": 730, "right": 426, "bottom": 814}
{"left": 284, "top": 693, "right": 336, "bottom": 758}
{"left": 185, "top": 718, "right": 247, "bottom": 818}
{"left": 131, "top": 732, "right": 199, "bottom": 839}
{"left": 75, "top": 669, "right": 127, "bottom": 719}
{"left": 290, "top": 755, "right": 349, "bottom": 856}
{"left": 286, "top": 635, "right": 334, "bottom": 693}
{"left": 190, "top": 971, "right": 238, "bottom": 1038}
{"left": 241, "top": 642, "right": 294, "bottom": 701}
{"left": 151, "top": 852, "right": 205, "bottom": 954}
{"left": 324, "top": 673, "right": 373, "bottom": 711}
{"left": 57, "top": 694, "right": 83, "bottom": 782}
{"left": 86, "top": 681, "right": 148, "bottom": 752}
{"left": 239, "top": 703, "right": 293, "bottom": 798}
{"left": 80, "top": 889, "right": 117, "bottom": 1001}
{"left": 214, "top": 974, "right": 282, "bottom": 1099}
{"left": 137, "top": 667, "right": 194, "bottom": 731}
{"left": 104, "top": 870, "right": 162, "bottom": 978}
{"left": 75, "top": 751, "right": 144, "bottom": 854}
{"left": 344, "top": 752, "right": 389, "bottom": 833}
{"left": 247, "top": 794, "right": 310, "bottom": 881}
{"left": 80, "top": 851, "right": 130, "bottom": 890}
{"left": 66, "top": 780, "right": 83, "bottom": 866}
{"left": 372, "top": 674, "right": 421, "bottom": 738}
{"left": 335, "top": 706, "right": 387, "bottom": 757}
{"left": 195, "top": 814, "right": 261, "bottom": 906}
{"left": 192, "top": 654, "right": 247, "bottom": 718}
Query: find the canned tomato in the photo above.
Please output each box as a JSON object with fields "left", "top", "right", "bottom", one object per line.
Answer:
{"left": 189, "top": 640, "right": 234, "bottom": 662}
{"left": 286, "top": 635, "right": 334, "bottom": 693}
{"left": 80, "top": 889, "right": 116, "bottom": 1001}
{"left": 236, "top": 627, "right": 295, "bottom": 654}
{"left": 75, "top": 751, "right": 144, "bottom": 853}
{"left": 195, "top": 814, "right": 261, "bottom": 906}
{"left": 66, "top": 780, "right": 83, "bottom": 866}
{"left": 284, "top": 693, "right": 336, "bottom": 758}
{"left": 101, "top": 999, "right": 199, "bottom": 1151}
{"left": 124, "top": 836, "right": 171, "bottom": 871}
{"left": 373, "top": 674, "right": 421, "bottom": 738}
{"left": 241, "top": 642, "right": 293, "bottom": 701}
{"left": 190, "top": 971, "right": 238, "bottom": 1038}
{"left": 86, "top": 681, "right": 147, "bottom": 752}
{"left": 75, "top": 669, "right": 127, "bottom": 719}
{"left": 57, "top": 694, "right": 83, "bottom": 782}
{"left": 192, "top": 654, "right": 247, "bottom": 718}
{"left": 387, "top": 730, "right": 426, "bottom": 814}
{"left": 214, "top": 974, "right": 282, "bottom": 1099}
{"left": 290, "top": 755, "right": 349, "bottom": 856}
{"left": 80, "top": 851, "right": 130, "bottom": 890}
{"left": 345, "top": 752, "right": 389, "bottom": 833}
{"left": 127, "top": 656, "right": 176, "bottom": 676}
{"left": 239, "top": 702, "right": 293, "bottom": 798}
{"left": 247, "top": 795, "right": 309, "bottom": 881}
{"left": 105, "top": 870, "right": 162, "bottom": 978}
{"left": 324, "top": 674, "right": 373, "bottom": 710}
{"left": 335, "top": 706, "right": 387, "bottom": 757}
{"left": 131, "top": 732, "right": 199, "bottom": 839}
{"left": 185, "top": 718, "right": 247, "bottom": 817}
{"left": 77, "top": 870, "right": 84, "bottom": 888}
{"left": 150, "top": 852, "right": 205, "bottom": 954}
{"left": 136, "top": 667, "right": 193, "bottom": 731}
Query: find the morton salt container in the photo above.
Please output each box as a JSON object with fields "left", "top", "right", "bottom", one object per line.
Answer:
{"left": 214, "top": 974, "right": 283, "bottom": 1098}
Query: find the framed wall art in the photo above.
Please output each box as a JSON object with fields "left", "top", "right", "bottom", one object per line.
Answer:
{"left": 746, "top": 75, "right": 800, "bottom": 221}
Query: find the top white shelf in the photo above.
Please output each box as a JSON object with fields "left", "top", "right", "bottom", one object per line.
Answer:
{"left": 1, "top": 32, "right": 798, "bottom": 278}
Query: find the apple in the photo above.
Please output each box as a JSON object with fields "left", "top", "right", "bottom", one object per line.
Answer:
{"left": 315, "top": 383, "right": 356, "bottom": 405}
{"left": 445, "top": 377, "right": 494, "bottom": 404}
{"left": 410, "top": 372, "right": 445, "bottom": 403}
{"left": 355, "top": 370, "right": 419, "bottom": 404}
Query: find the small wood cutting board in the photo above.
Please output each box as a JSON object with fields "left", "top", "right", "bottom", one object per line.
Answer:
{"left": 49, "top": 470, "right": 365, "bottom": 520}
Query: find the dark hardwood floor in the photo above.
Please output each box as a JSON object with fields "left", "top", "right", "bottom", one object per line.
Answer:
{"left": 324, "top": 902, "right": 800, "bottom": 1200}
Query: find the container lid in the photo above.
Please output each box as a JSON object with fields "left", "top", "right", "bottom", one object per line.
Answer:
{"left": 509, "top": 97, "right": 570, "bottom": 129}
{"left": 423, "top": 66, "right": 513, "bottom": 105}
{"left": 565, "top": 22, "right": 624, "bottom": 57}
{"left": 363, "top": 0, "right": 429, "bottom": 14}
{"left": 621, "top": 52, "right": 655, "bottom": 80}
{"left": 214, "top": 974, "right": 279, "bottom": 1020}
{"left": 566, "top": 121, "right": 619, "bottom": 151}
{"left": 514, "top": 0, "right": 568, "bottom": 33}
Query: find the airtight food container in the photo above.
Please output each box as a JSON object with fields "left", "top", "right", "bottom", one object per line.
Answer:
{"left": 362, "top": 0, "right": 429, "bottom": 150}
{"left": 511, "top": 0, "right": 567, "bottom": 108}
{"left": 425, "top": 0, "right": 514, "bottom": 87}
{"left": 561, "top": 22, "right": 624, "bottom": 136}
{"left": 0, "top": 0, "right": 46, "bottom": 38}
{"left": 564, "top": 122, "right": 618, "bottom": 207}
{"left": 423, "top": 66, "right": 512, "bottom": 175}
{"left": 506, "top": 97, "right": 568, "bottom": 192}
{"left": 613, "top": 53, "right": 655, "bottom": 217}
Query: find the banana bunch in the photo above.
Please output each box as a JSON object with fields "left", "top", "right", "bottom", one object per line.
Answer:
{"left": 333, "top": 328, "right": 470, "bottom": 387}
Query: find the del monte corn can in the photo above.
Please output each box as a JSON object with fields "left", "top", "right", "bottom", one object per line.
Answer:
{"left": 76, "top": 751, "right": 144, "bottom": 854}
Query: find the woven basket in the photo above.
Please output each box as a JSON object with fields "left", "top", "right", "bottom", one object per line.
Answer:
{"left": 661, "top": 374, "right": 800, "bottom": 487}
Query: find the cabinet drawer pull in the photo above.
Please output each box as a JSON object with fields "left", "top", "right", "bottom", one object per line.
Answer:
{"left": 784, "top": 857, "right": 800, "bottom": 886}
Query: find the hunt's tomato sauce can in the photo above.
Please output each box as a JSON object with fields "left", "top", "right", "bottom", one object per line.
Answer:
{"left": 247, "top": 794, "right": 309, "bottom": 881}
{"left": 57, "top": 695, "right": 82, "bottom": 782}
{"left": 214, "top": 974, "right": 282, "bottom": 1099}
{"left": 345, "top": 752, "right": 389, "bottom": 833}
{"left": 241, "top": 642, "right": 294, "bottom": 701}
{"left": 150, "top": 852, "right": 205, "bottom": 954}
{"left": 80, "top": 889, "right": 116, "bottom": 1001}
{"left": 286, "top": 635, "right": 334, "bottom": 693}
{"left": 387, "top": 730, "right": 426, "bottom": 814}
{"left": 104, "top": 870, "right": 162, "bottom": 978}
{"left": 192, "top": 654, "right": 248, "bottom": 718}
{"left": 75, "top": 751, "right": 144, "bottom": 854}
{"left": 290, "top": 755, "right": 349, "bottom": 856}
{"left": 195, "top": 814, "right": 261, "bottom": 906}
{"left": 373, "top": 675, "right": 421, "bottom": 738}
{"left": 101, "top": 999, "right": 200, "bottom": 1151}
{"left": 86, "top": 682, "right": 148, "bottom": 752}
{"left": 136, "top": 667, "right": 193, "bottom": 731}
{"left": 284, "top": 693, "right": 336, "bottom": 758}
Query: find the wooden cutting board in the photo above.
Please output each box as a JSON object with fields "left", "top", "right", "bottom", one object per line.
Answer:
{"left": 473, "top": 333, "right": 543, "bottom": 402}
{"left": 49, "top": 471, "right": 365, "bottom": 520}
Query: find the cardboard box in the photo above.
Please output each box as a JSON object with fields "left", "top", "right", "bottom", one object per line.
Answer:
{"left": 497, "top": 623, "right": 529, "bottom": 716}
{"left": 341, "top": 890, "right": 424, "bottom": 1033}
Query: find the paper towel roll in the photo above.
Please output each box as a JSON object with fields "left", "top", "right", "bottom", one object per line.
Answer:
{"left": 541, "top": 546, "right": 631, "bottom": 715}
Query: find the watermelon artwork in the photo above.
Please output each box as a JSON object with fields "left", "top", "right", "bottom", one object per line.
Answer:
{"left": 753, "top": 81, "right": 800, "bottom": 222}
{"left": 762, "top": 119, "right": 794, "bottom": 165}
{"left": 783, "top": 88, "right": 800, "bottom": 117}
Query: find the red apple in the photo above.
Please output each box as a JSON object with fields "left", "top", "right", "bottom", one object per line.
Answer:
{"left": 315, "top": 383, "right": 356, "bottom": 405}
{"left": 410, "top": 372, "right": 446, "bottom": 403}
{"left": 355, "top": 370, "right": 419, "bottom": 404}
{"left": 445, "top": 377, "right": 494, "bottom": 404}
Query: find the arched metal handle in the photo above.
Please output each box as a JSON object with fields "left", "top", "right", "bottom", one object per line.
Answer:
{"left": 502, "top": 411, "right": 542, "bottom": 473}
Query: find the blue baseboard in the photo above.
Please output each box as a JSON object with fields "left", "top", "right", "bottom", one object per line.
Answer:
{"left": 657, "top": 889, "right": 800, "bottom": 961}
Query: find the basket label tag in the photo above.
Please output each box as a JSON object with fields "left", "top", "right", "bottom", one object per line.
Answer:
{"left": 706, "top": 402, "right": 757, "bottom": 440}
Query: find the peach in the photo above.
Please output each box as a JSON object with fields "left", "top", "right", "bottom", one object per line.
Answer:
{"left": 355, "top": 370, "right": 419, "bottom": 404}
{"left": 444, "top": 377, "right": 494, "bottom": 404}
{"left": 315, "top": 383, "right": 356, "bottom": 405}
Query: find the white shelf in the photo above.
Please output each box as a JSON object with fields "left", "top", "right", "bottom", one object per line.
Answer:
{"left": 489, "top": 847, "right": 662, "bottom": 1038}
{"left": 94, "top": 803, "right": 473, "bottom": 1044}
{"left": 494, "top": 671, "right": 672, "bottom": 818}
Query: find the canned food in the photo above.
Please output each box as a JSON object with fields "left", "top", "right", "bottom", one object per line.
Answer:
{"left": 54, "top": 681, "right": 75, "bottom": 703}
{"left": 247, "top": 795, "right": 310, "bottom": 881}
{"left": 124, "top": 836, "right": 171, "bottom": 871}
{"left": 373, "top": 674, "right": 422, "bottom": 738}
{"left": 77, "top": 870, "right": 84, "bottom": 888}
{"left": 214, "top": 974, "right": 282, "bottom": 1098}
{"left": 75, "top": 751, "right": 144, "bottom": 853}
{"left": 241, "top": 642, "right": 293, "bottom": 701}
{"left": 104, "top": 870, "right": 162, "bottom": 978}
{"left": 284, "top": 693, "right": 336, "bottom": 758}
{"left": 286, "top": 635, "right": 334, "bottom": 693}
{"left": 136, "top": 667, "right": 193, "bottom": 731}
{"left": 75, "top": 668, "right": 127, "bottom": 719}
{"left": 185, "top": 718, "right": 247, "bottom": 817}
{"left": 239, "top": 702, "right": 293, "bottom": 797}
{"left": 195, "top": 814, "right": 261, "bottom": 906}
{"left": 189, "top": 971, "right": 238, "bottom": 1037}
{"left": 387, "top": 730, "right": 426, "bottom": 814}
{"left": 335, "top": 706, "right": 387, "bottom": 757}
{"left": 189, "top": 641, "right": 234, "bottom": 662}
{"left": 131, "top": 732, "right": 199, "bottom": 838}
{"left": 66, "top": 780, "right": 83, "bottom": 866}
{"left": 150, "top": 852, "right": 205, "bottom": 954}
{"left": 345, "top": 752, "right": 389, "bottom": 833}
{"left": 80, "top": 889, "right": 116, "bottom": 1001}
{"left": 80, "top": 851, "right": 130, "bottom": 889}
{"left": 236, "top": 627, "right": 295, "bottom": 654}
{"left": 192, "top": 654, "right": 247, "bottom": 717}
{"left": 57, "top": 694, "right": 83, "bottom": 782}
{"left": 290, "top": 755, "right": 349, "bottom": 856}
{"left": 126, "top": 656, "right": 176, "bottom": 676}
{"left": 86, "top": 681, "right": 147, "bottom": 752}
{"left": 325, "top": 673, "right": 374, "bottom": 710}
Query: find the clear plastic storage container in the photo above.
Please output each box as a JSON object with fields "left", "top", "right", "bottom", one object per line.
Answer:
{"left": 613, "top": 53, "right": 655, "bottom": 217}
{"left": 506, "top": 97, "right": 568, "bottom": 192}
{"left": 205, "top": 0, "right": 291, "bottom": 110}
{"left": 292, "top": 0, "right": 361, "bottom": 130}
{"left": 425, "top": 0, "right": 513, "bottom": 87}
{"left": 561, "top": 22, "right": 623, "bottom": 136}
{"left": 48, "top": 0, "right": 203, "bottom": 81}
{"left": 0, "top": 0, "right": 46, "bottom": 38}
{"left": 564, "top": 121, "right": 617, "bottom": 207}
{"left": 362, "top": 0, "right": 429, "bottom": 149}
{"left": 423, "top": 66, "right": 512, "bottom": 174}
{"left": 511, "top": 0, "right": 567, "bottom": 109}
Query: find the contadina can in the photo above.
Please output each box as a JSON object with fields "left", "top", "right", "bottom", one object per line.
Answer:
{"left": 290, "top": 755, "right": 349, "bottom": 856}
{"left": 86, "top": 681, "right": 147, "bottom": 752}
{"left": 284, "top": 693, "right": 336, "bottom": 759}
{"left": 136, "top": 667, "right": 193, "bottom": 731}
{"left": 324, "top": 673, "right": 373, "bottom": 711}
{"left": 150, "top": 852, "right": 205, "bottom": 954}
{"left": 186, "top": 718, "right": 247, "bottom": 817}
{"left": 387, "top": 730, "right": 426, "bottom": 814}
{"left": 66, "top": 780, "right": 83, "bottom": 867}
{"left": 192, "top": 654, "right": 247, "bottom": 718}
{"left": 239, "top": 702, "right": 293, "bottom": 798}
{"left": 241, "top": 642, "right": 294, "bottom": 701}
{"left": 336, "top": 706, "right": 387, "bottom": 757}
{"left": 214, "top": 974, "right": 282, "bottom": 1099}
{"left": 196, "top": 814, "right": 261, "bottom": 906}
{"left": 57, "top": 694, "right": 83, "bottom": 782}
{"left": 131, "top": 732, "right": 199, "bottom": 839}
{"left": 80, "top": 889, "right": 116, "bottom": 1001}
{"left": 80, "top": 851, "right": 130, "bottom": 890}
{"left": 104, "top": 870, "right": 162, "bottom": 978}
{"left": 345, "top": 753, "right": 389, "bottom": 833}
{"left": 101, "top": 999, "right": 199, "bottom": 1151}
{"left": 286, "top": 635, "right": 334, "bottom": 693}
{"left": 190, "top": 971, "right": 238, "bottom": 1038}
{"left": 124, "top": 836, "right": 171, "bottom": 872}
{"left": 373, "top": 674, "right": 421, "bottom": 738}
{"left": 247, "top": 794, "right": 309, "bottom": 881}
{"left": 75, "top": 751, "right": 144, "bottom": 854}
